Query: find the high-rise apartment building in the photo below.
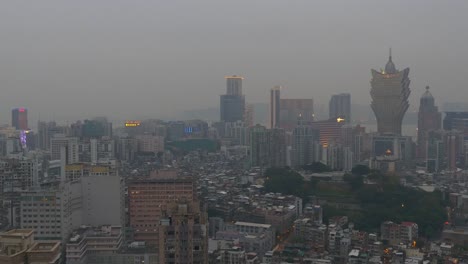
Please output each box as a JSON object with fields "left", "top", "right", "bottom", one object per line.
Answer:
{"left": 50, "top": 135, "right": 79, "bottom": 163}
{"left": 370, "top": 51, "right": 410, "bottom": 135}
{"left": 329, "top": 93, "right": 351, "bottom": 123}
{"left": 128, "top": 170, "right": 195, "bottom": 248}
{"left": 244, "top": 104, "right": 254, "bottom": 127}
{"left": 249, "top": 125, "right": 286, "bottom": 168}
{"left": 37, "top": 121, "right": 70, "bottom": 150}
{"left": 417, "top": 86, "right": 442, "bottom": 159}
{"left": 0, "top": 157, "right": 39, "bottom": 190}
{"left": 291, "top": 126, "right": 320, "bottom": 167}
{"left": 220, "top": 76, "right": 246, "bottom": 122}
{"left": 270, "top": 86, "right": 281, "bottom": 129}
{"left": 158, "top": 200, "right": 208, "bottom": 264}
{"left": 426, "top": 130, "right": 445, "bottom": 172}
{"left": 20, "top": 174, "right": 123, "bottom": 241}
{"left": 11, "top": 108, "right": 28, "bottom": 130}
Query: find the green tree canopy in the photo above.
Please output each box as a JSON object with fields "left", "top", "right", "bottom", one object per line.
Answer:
{"left": 351, "top": 165, "right": 371, "bottom": 176}
{"left": 302, "top": 162, "right": 331, "bottom": 173}
{"left": 263, "top": 167, "right": 315, "bottom": 203}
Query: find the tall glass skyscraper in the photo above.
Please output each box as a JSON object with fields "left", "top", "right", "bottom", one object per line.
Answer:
{"left": 12, "top": 107, "right": 28, "bottom": 130}
{"left": 329, "top": 93, "right": 351, "bottom": 123}
{"left": 220, "top": 75, "right": 245, "bottom": 122}
{"left": 370, "top": 50, "right": 410, "bottom": 135}
{"left": 270, "top": 86, "right": 281, "bottom": 129}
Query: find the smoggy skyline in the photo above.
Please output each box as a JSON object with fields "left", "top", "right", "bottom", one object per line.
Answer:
{"left": 1, "top": 0, "right": 467, "bottom": 125}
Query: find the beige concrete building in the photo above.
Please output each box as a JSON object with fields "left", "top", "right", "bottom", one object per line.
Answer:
{"left": 0, "top": 229, "right": 61, "bottom": 264}
{"left": 158, "top": 200, "right": 208, "bottom": 264}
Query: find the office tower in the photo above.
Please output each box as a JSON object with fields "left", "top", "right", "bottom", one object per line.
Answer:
{"left": 291, "top": 126, "right": 320, "bottom": 167}
{"left": 128, "top": 170, "right": 195, "bottom": 248}
{"left": 220, "top": 75, "right": 246, "bottom": 122}
{"left": 370, "top": 50, "right": 411, "bottom": 135}
{"left": 159, "top": 200, "right": 208, "bottom": 264}
{"left": 417, "top": 86, "right": 442, "bottom": 159}
{"left": 249, "top": 125, "right": 286, "bottom": 168}
{"left": 226, "top": 75, "right": 243, "bottom": 95}
{"left": 329, "top": 93, "right": 351, "bottom": 123}
{"left": 11, "top": 108, "right": 28, "bottom": 130}
{"left": 270, "top": 86, "right": 281, "bottom": 128}
{"left": 279, "top": 98, "right": 314, "bottom": 131}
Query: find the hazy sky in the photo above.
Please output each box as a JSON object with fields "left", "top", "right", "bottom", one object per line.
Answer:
{"left": 1, "top": 0, "right": 467, "bottom": 125}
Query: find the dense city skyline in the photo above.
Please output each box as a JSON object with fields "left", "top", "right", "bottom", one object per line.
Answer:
{"left": 1, "top": 1, "right": 468, "bottom": 124}
{"left": 2, "top": 2, "right": 468, "bottom": 263}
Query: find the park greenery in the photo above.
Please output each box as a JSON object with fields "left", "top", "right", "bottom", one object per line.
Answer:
{"left": 263, "top": 165, "right": 447, "bottom": 238}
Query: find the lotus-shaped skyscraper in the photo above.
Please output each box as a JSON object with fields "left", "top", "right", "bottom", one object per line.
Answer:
{"left": 370, "top": 51, "right": 411, "bottom": 135}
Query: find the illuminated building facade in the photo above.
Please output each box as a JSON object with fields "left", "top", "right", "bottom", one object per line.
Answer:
{"left": 124, "top": 120, "right": 141, "bottom": 127}
{"left": 11, "top": 108, "right": 28, "bottom": 130}
{"left": 417, "top": 86, "right": 442, "bottom": 159}
{"left": 370, "top": 51, "right": 410, "bottom": 135}
{"left": 310, "top": 118, "right": 346, "bottom": 147}
{"left": 220, "top": 75, "right": 245, "bottom": 122}
{"left": 329, "top": 93, "right": 351, "bottom": 123}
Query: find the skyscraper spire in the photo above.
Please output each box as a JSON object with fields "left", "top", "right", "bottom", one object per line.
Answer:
{"left": 385, "top": 48, "right": 396, "bottom": 74}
